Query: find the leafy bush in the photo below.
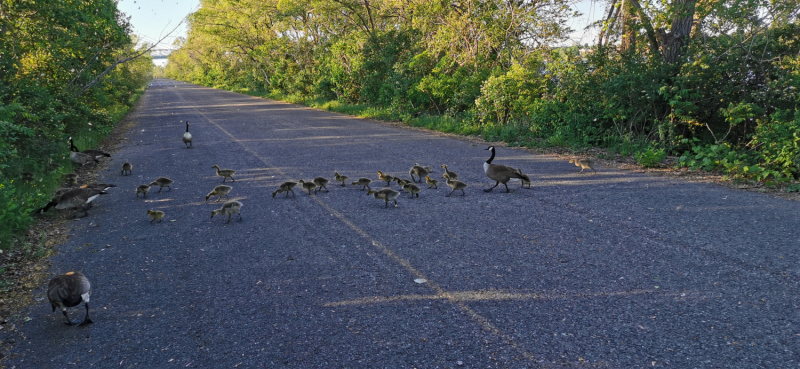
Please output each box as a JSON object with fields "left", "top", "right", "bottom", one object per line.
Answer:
{"left": 635, "top": 147, "right": 667, "bottom": 168}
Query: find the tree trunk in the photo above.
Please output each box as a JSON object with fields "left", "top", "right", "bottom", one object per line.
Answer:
{"left": 656, "top": 0, "right": 696, "bottom": 64}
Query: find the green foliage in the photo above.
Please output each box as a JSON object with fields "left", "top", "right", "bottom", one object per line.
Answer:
{"left": 0, "top": 0, "right": 151, "bottom": 249}
{"left": 635, "top": 147, "right": 667, "bottom": 168}
{"left": 166, "top": 0, "right": 800, "bottom": 182}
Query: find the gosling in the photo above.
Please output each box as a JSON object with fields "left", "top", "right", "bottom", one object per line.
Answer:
{"left": 205, "top": 185, "right": 233, "bottom": 202}
{"left": 425, "top": 176, "right": 438, "bottom": 189}
{"left": 211, "top": 200, "right": 243, "bottom": 223}
{"left": 443, "top": 173, "right": 467, "bottom": 197}
{"left": 211, "top": 165, "right": 236, "bottom": 182}
{"left": 402, "top": 183, "right": 421, "bottom": 198}
{"left": 64, "top": 173, "right": 78, "bottom": 187}
{"left": 569, "top": 158, "right": 596, "bottom": 174}
{"left": 409, "top": 164, "right": 433, "bottom": 183}
{"left": 136, "top": 184, "right": 151, "bottom": 198}
{"left": 367, "top": 188, "right": 401, "bottom": 208}
{"left": 297, "top": 180, "right": 317, "bottom": 195}
{"left": 121, "top": 162, "right": 132, "bottom": 176}
{"left": 272, "top": 181, "right": 298, "bottom": 198}
{"left": 48, "top": 271, "right": 93, "bottom": 326}
{"left": 334, "top": 172, "right": 349, "bottom": 187}
{"left": 312, "top": 176, "right": 330, "bottom": 193}
{"left": 377, "top": 171, "right": 393, "bottom": 186}
{"left": 149, "top": 177, "right": 173, "bottom": 192}
{"left": 352, "top": 178, "right": 372, "bottom": 190}
{"left": 441, "top": 164, "right": 458, "bottom": 180}
{"left": 147, "top": 209, "right": 165, "bottom": 224}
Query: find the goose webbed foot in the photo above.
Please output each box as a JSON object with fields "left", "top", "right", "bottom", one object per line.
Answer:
{"left": 78, "top": 303, "right": 93, "bottom": 326}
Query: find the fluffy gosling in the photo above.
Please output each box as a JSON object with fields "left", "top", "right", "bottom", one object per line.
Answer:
{"left": 569, "top": 158, "right": 596, "bottom": 174}
{"left": 121, "top": 162, "right": 132, "bottom": 176}
{"left": 352, "top": 178, "right": 372, "bottom": 190}
{"left": 443, "top": 173, "right": 467, "bottom": 197}
{"left": 402, "top": 183, "right": 421, "bottom": 198}
{"left": 367, "top": 188, "right": 401, "bottom": 208}
{"left": 149, "top": 177, "right": 173, "bottom": 192}
{"left": 313, "top": 176, "right": 330, "bottom": 193}
{"left": 441, "top": 164, "right": 458, "bottom": 180}
{"left": 297, "top": 180, "right": 317, "bottom": 195}
{"left": 377, "top": 171, "right": 393, "bottom": 186}
{"left": 334, "top": 172, "right": 349, "bottom": 187}
{"left": 211, "top": 165, "right": 236, "bottom": 182}
{"left": 211, "top": 200, "right": 243, "bottom": 223}
{"left": 409, "top": 164, "right": 433, "bottom": 183}
{"left": 147, "top": 209, "right": 165, "bottom": 224}
{"left": 136, "top": 184, "right": 151, "bottom": 198}
{"left": 425, "top": 175, "right": 438, "bottom": 189}
{"left": 272, "top": 181, "right": 298, "bottom": 198}
{"left": 205, "top": 185, "right": 233, "bottom": 202}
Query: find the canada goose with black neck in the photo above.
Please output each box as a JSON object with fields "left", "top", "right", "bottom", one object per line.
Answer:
{"left": 483, "top": 146, "right": 525, "bottom": 193}
{"left": 182, "top": 121, "right": 193, "bottom": 148}
{"left": 48, "top": 271, "right": 93, "bottom": 326}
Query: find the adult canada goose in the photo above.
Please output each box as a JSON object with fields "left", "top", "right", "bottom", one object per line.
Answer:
{"left": 334, "top": 172, "right": 349, "bottom": 187}
{"left": 352, "top": 178, "right": 372, "bottom": 190}
{"left": 211, "top": 165, "right": 236, "bottom": 182}
{"left": 149, "top": 177, "right": 173, "bottom": 192}
{"left": 441, "top": 164, "right": 459, "bottom": 180}
{"left": 36, "top": 188, "right": 109, "bottom": 218}
{"left": 211, "top": 200, "right": 243, "bottom": 223}
{"left": 147, "top": 209, "right": 165, "bottom": 224}
{"left": 205, "top": 185, "right": 233, "bottom": 202}
{"left": 516, "top": 168, "right": 532, "bottom": 189}
{"left": 272, "top": 181, "right": 298, "bottom": 198}
{"left": 569, "top": 158, "right": 596, "bottom": 174}
{"left": 483, "top": 146, "right": 526, "bottom": 193}
{"left": 409, "top": 164, "right": 433, "bottom": 183}
{"left": 367, "top": 188, "right": 401, "bottom": 208}
{"left": 48, "top": 271, "right": 93, "bottom": 326}
{"left": 121, "top": 162, "right": 132, "bottom": 176}
{"left": 443, "top": 173, "right": 468, "bottom": 197}
{"left": 69, "top": 137, "right": 110, "bottom": 160}
{"left": 297, "top": 180, "right": 317, "bottom": 195}
{"left": 136, "top": 184, "right": 151, "bottom": 198}
{"left": 377, "top": 171, "right": 393, "bottom": 186}
{"left": 402, "top": 183, "right": 421, "bottom": 198}
{"left": 425, "top": 176, "right": 438, "bottom": 189}
{"left": 312, "top": 176, "right": 330, "bottom": 193}
{"left": 69, "top": 148, "right": 97, "bottom": 167}
{"left": 182, "top": 121, "right": 193, "bottom": 148}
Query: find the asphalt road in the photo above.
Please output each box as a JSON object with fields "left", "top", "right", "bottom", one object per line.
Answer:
{"left": 3, "top": 79, "right": 799, "bottom": 368}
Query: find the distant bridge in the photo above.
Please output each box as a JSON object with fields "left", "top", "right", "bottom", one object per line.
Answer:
{"left": 150, "top": 48, "right": 174, "bottom": 60}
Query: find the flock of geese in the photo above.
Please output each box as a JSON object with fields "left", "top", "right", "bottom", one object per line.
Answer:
{"left": 38, "top": 120, "right": 597, "bottom": 327}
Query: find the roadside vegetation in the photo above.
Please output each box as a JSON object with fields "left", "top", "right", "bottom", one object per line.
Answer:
{"left": 0, "top": 0, "right": 153, "bottom": 251}
{"left": 165, "top": 0, "right": 799, "bottom": 185}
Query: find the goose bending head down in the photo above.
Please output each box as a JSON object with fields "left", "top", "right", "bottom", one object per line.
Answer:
{"left": 48, "top": 271, "right": 93, "bottom": 326}
{"left": 367, "top": 188, "right": 401, "bottom": 208}
{"left": 272, "top": 181, "right": 298, "bottom": 198}
{"left": 36, "top": 188, "right": 109, "bottom": 218}
{"left": 211, "top": 200, "right": 243, "bottom": 223}
{"left": 205, "top": 185, "right": 233, "bottom": 202}
{"left": 483, "top": 146, "right": 526, "bottom": 193}
{"left": 149, "top": 177, "right": 173, "bottom": 192}
{"left": 182, "top": 121, "right": 193, "bottom": 148}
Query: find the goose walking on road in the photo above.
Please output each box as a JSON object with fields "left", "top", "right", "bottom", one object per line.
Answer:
{"left": 48, "top": 271, "right": 93, "bottom": 326}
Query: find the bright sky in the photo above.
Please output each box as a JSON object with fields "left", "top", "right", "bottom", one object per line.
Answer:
{"left": 117, "top": 0, "right": 200, "bottom": 50}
